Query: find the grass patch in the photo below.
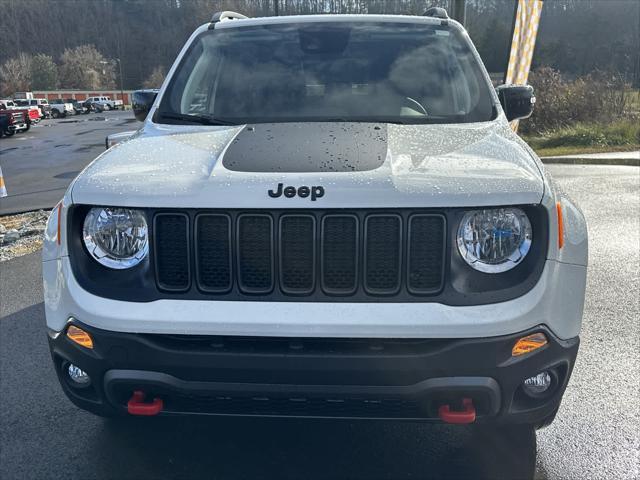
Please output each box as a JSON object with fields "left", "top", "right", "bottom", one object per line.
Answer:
{"left": 625, "top": 89, "right": 640, "bottom": 112}
{"left": 523, "top": 120, "right": 640, "bottom": 156}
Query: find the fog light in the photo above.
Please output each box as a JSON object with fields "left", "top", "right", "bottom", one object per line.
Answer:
{"left": 67, "top": 364, "right": 91, "bottom": 385}
{"left": 523, "top": 371, "right": 552, "bottom": 396}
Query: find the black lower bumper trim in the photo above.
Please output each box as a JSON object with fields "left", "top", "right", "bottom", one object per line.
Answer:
{"left": 48, "top": 321, "right": 579, "bottom": 423}
{"left": 104, "top": 370, "right": 501, "bottom": 419}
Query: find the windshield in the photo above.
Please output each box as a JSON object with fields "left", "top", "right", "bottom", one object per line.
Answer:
{"left": 157, "top": 21, "right": 495, "bottom": 125}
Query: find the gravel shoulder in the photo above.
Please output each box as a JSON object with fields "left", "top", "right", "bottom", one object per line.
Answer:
{"left": 0, "top": 210, "right": 48, "bottom": 262}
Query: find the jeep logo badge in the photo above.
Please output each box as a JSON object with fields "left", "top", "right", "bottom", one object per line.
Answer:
{"left": 268, "top": 183, "right": 325, "bottom": 201}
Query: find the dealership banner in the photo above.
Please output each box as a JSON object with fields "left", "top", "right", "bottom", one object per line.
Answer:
{"left": 505, "top": 0, "right": 544, "bottom": 130}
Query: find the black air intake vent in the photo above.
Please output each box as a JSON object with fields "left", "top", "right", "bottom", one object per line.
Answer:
{"left": 154, "top": 213, "right": 190, "bottom": 291}
{"left": 237, "top": 214, "right": 274, "bottom": 294}
{"left": 280, "top": 215, "right": 316, "bottom": 294}
{"left": 196, "top": 214, "right": 232, "bottom": 292}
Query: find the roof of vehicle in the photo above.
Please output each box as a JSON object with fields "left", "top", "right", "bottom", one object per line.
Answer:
{"left": 210, "top": 13, "right": 460, "bottom": 30}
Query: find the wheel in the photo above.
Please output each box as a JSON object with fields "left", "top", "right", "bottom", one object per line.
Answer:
{"left": 4, "top": 129, "right": 15, "bottom": 136}
{"left": 471, "top": 425, "right": 537, "bottom": 480}
{"left": 51, "top": 110, "right": 60, "bottom": 118}
{"left": 105, "top": 104, "right": 112, "bottom": 111}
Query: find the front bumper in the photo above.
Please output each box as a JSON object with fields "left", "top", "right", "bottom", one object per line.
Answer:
{"left": 43, "top": 257, "right": 586, "bottom": 340}
{"left": 7, "top": 123, "right": 28, "bottom": 132}
{"left": 49, "top": 321, "right": 578, "bottom": 423}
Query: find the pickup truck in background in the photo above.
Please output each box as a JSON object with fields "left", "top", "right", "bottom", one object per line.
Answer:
{"left": 64, "top": 99, "right": 89, "bottom": 115}
{"left": 0, "top": 99, "right": 40, "bottom": 124}
{"left": 48, "top": 99, "right": 75, "bottom": 118}
{"left": 0, "top": 109, "right": 29, "bottom": 136}
{"left": 85, "top": 96, "right": 124, "bottom": 110}
{"left": 14, "top": 98, "right": 51, "bottom": 119}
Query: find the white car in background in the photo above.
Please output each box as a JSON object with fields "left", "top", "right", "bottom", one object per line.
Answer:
{"left": 48, "top": 99, "right": 75, "bottom": 118}
{"left": 85, "top": 96, "right": 124, "bottom": 110}
{"left": 14, "top": 98, "right": 51, "bottom": 118}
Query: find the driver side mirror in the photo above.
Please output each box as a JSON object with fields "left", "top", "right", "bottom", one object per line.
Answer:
{"left": 496, "top": 84, "right": 535, "bottom": 122}
{"left": 132, "top": 89, "right": 159, "bottom": 122}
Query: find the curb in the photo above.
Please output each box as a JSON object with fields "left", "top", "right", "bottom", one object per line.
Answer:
{"left": 541, "top": 157, "right": 639, "bottom": 166}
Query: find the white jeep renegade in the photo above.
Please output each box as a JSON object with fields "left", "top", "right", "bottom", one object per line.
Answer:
{"left": 43, "top": 9, "right": 588, "bottom": 445}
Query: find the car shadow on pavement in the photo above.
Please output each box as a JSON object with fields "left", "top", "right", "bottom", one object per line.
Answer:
{"left": 95, "top": 415, "right": 535, "bottom": 480}
{"left": 0, "top": 302, "right": 536, "bottom": 480}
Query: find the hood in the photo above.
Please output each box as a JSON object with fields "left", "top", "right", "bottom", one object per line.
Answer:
{"left": 71, "top": 120, "right": 544, "bottom": 209}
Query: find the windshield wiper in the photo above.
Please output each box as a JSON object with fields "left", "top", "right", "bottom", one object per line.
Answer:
{"left": 157, "top": 112, "right": 238, "bottom": 126}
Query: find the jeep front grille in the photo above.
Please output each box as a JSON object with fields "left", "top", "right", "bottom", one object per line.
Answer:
{"left": 152, "top": 210, "right": 446, "bottom": 299}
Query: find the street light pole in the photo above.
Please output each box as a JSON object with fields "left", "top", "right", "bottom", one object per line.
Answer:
{"left": 116, "top": 58, "right": 125, "bottom": 105}
{"left": 451, "top": 0, "right": 466, "bottom": 25}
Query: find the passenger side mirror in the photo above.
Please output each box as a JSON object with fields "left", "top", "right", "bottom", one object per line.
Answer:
{"left": 132, "top": 89, "right": 159, "bottom": 122}
{"left": 495, "top": 85, "right": 535, "bottom": 122}
{"left": 105, "top": 131, "right": 137, "bottom": 149}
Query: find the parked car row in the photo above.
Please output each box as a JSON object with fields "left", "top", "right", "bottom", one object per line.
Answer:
{"left": 3, "top": 93, "right": 125, "bottom": 120}
{"left": 0, "top": 93, "right": 126, "bottom": 138}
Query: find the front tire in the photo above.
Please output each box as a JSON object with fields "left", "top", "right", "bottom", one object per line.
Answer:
{"left": 51, "top": 110, "right": 60, "bottom": 119}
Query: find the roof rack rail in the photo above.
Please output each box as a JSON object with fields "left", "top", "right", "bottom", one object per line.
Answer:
{"left": 208, "top": 11, "right": 248, "bottom": 29}
{"left": 423, "top": 7, "right": 449, "bottom": 20}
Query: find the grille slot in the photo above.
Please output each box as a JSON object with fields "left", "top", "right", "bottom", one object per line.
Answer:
{"left": 279, "top": 215, "right": 316, "bottom": 294}
{"left": 196, "top": 214, "right": 232, "bottom": 292}
{"left": 364, "top": 215, "right": 402, "bottom": 294}
{"left": 321, "top": 215, "right": 359, "bottom": 295}
{"left": 237, "top": 214, "right": 274, "bottom": 294}
{"left": 154, "top": 213, "right": 190, "bottom": 291}
{"left": 407, "top": 215, "right": 446, "bottom": 294}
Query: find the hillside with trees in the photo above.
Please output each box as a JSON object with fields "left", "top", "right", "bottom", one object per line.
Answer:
{"left": 0, "top": 0, "right": 637, "bottom": 95}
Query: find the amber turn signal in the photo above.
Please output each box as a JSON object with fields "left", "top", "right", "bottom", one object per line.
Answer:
{"left": 512, "top": 332, "right": 547, "bottom": 357}
{"left": 66, "top": 325, "right": 94, "bottom": 349}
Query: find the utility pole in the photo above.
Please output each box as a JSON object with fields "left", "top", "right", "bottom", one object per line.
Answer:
{"left": 274, "top": 0, "right": 279, "bottom": 16}
{"left": 116, "top": 59, "right": 125, "bottom": 104}
{"left": 450, "top": 0, "right": 466, "bottom": 25}
{"left": 116, "top": 26, "right": 125, "bottom": 104}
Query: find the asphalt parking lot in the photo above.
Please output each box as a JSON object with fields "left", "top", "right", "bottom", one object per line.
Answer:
{"left": 1, "top": 124, "right": 639, "bottom": 478}
{"left": 0, "top": 110, "right": 136, "bottom": 215}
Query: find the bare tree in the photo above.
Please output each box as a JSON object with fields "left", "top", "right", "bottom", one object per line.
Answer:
{"left": 59, "top": 45, "right": 116, "bottom": 90}
{"left": 0, "top": 0, "right": 637, "bottom": 88}
{"left": 0, "top": 53, "right": 32, "bottom": 95}
{"left": 143, "top": 65, "right": 166, "bottom": 89}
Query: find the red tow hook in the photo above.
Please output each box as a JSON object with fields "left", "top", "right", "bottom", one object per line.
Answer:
{"left": 438, "top": 398, "right": 476, "bottom": 424}
{"left": 127, "top": 390, "right": 164, "bottom": 416}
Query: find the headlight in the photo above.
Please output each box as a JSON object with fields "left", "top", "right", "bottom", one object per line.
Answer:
{"left": 83, "top": 207, "right": 148, "bottom": 269}
{"left": 457, "top": 208, "right": 532, "bottom": 273}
